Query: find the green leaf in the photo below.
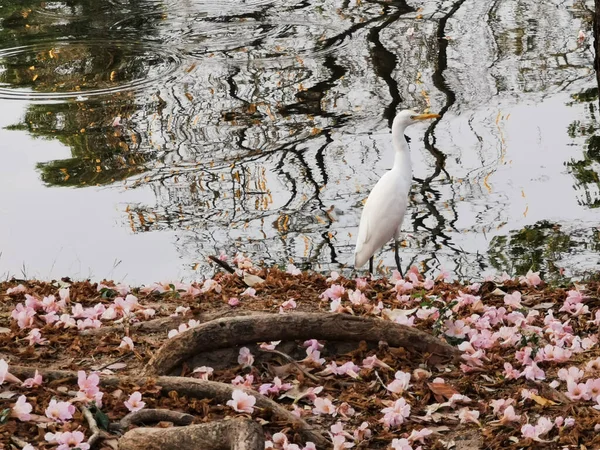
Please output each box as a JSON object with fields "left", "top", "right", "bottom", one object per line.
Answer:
{"left": 0, "top": 408, "right": 10, "bottom": 424}
{"left": 93, "top": 405, "right": 110, "bottom": 431}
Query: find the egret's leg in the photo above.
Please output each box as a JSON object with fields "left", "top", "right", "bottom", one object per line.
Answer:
{"left": 369, "top": 256, "right": 374, "bottom": 275}
{"left": 394, "top": 240, "right": 404, "bottom": 278}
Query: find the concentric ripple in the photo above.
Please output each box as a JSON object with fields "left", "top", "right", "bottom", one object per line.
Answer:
{"left": 0, "top": 40, "right": 181, "bottom": 101}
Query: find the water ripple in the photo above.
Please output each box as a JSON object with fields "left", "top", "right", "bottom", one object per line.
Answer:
{"left": 0, "top": 40, "right": 182, "bottom": 101}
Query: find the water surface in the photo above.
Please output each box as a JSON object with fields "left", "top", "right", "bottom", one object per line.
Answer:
{"left": 0, "top": 0, "right": 598, "bottom": 283}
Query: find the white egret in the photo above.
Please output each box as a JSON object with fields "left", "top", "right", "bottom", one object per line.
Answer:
{"left": 354, "top": 110, "right": 440, "bottom": 275}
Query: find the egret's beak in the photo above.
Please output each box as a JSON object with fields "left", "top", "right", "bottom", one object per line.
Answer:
{"left": 413, "top": 113, "right": 441, "bottom": 120}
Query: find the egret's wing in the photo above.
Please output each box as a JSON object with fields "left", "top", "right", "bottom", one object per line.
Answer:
{"left": 354, "top": 173, "right": 408, "bottom": 268}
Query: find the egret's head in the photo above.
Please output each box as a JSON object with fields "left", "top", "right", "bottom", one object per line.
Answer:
{"left": 392, "top": 109, "right": 440, "bottom": 134}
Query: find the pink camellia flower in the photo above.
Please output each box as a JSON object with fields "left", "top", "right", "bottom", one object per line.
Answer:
{"left": 519, "top": 270, "right": 541, "bottom": 287}
{"left": 192, "top": 366, "right": 214, "bottom": 380}
{"left": 237, "top": 347, "right": 254, "bottom": 367}
{"left": 504, "top": 291, "right": 522, "bottom": 308}
{"left": 387, "top": 370, "right": 411, "bottom": 394}
{"left": 226, "top": 389, "right": 256, "bottom": 414}
{"left": 286, "top": 264, "right": 302, "bottom": 276}
{"left": 22, "top": 370, "right": 43, "bottom": 388}
{"left": 56, "top": 430, "right": 90, "bottom": 450}
{"left": 45, "top": 399, "right": 75, "bottom": 422}
{"left": 12, "top": 395, "right": 33, "bottom": 421}
{"left": 313, "top": 397, "right": 336, "bottom": 415}
{"left": 124, "top": 392, "right": 146, "bottom": 412}
{"left": 380, "top": 398, "right": 411, "bottom": 429}
{"left": 458, "top": 408, "right": 480, "bottom": 425}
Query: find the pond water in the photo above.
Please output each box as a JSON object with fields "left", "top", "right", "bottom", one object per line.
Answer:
{"left": 0, "top": 0, "right": 598, "bottom": 284}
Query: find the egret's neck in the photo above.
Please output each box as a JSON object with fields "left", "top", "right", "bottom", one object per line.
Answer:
{"left": 392, "top": 129, "right": 411, "bottom": 172}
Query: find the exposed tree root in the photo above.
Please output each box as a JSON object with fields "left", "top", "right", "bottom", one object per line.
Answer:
{"left": 82, "top": 406, "right": 110, "bottom": 447}
{"left": 9, "top": 366, "right": 328, "bottom": 447}
{"left": 143, "top": 312, "right": 459, "bottom": 376}
{"left": 81, "top": 309, "right": 266, "bottom": 336}
{"left": 118, "top": 418, "right": 264, "bottom": 450}
{"left": 114, "top": 408, "right": 195, "bottom": 432}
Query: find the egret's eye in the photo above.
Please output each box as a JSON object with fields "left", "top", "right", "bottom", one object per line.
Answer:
{"left": 409, "top": 115, "right": 416, "bottom": 120}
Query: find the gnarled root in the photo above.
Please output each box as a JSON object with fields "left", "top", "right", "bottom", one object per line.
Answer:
{"left": 9, "top": 366, "right": 328, "bottom": 447}
{"left": 118, "top": 418, "right": 264, "bottom": 450}
{"left": 143, "top": 312, "right": 459, "bottom": 376}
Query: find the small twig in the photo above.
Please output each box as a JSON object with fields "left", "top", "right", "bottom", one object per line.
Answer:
{"left": 10, "top": 436, "right": 30, "bottom": 449}
{"left": 374, "top": 370, "right": 388, "bottom": 390}
{"left": 93, "top": 353, "right": 131, "bottom": 372}
{"left": 114, "top": 408, "right": 195, "bottom": 432}
{"left": 82, "top": 406, "right": 106, "bottom": 448}
{"left": 260, "top": 348, "right": 321, "bottom": 383}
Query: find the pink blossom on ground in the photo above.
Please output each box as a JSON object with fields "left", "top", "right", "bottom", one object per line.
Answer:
{"left": 326, "top": 271, "right": 340, "bottom": 283}
{"left": 380, "top": 398, "right": 411, "bottom": 429}
{"left": 22, "top": 370, "right": 43, "bottom": 388}
{"left": 22, "top": 444, "right": 35, "bottom": 450}
{"left": 458, "top": 408, "right": 480, "bottom": 425}
{"left": 313, "top": 397, "right": 336, "bottom": 415}
{"left": 27, "top": 328, "right": 47, "bottom": 346}
{"left": 201, "top": 279, "right": 222, "bottom": 294}
{"left": 286, "top": 264, "right": 302, "bottom": 275}
{"left": 0, "top": 359, "right": 20, "bottom": 385}
{"left": 226, "top": 390, "right": 256, "bottom": 413}
{"left": 192, "top": 366, "right": 214, "bottom": 380}
{"left": 520, "top": 362, "right": 545, "bottom": 381}
{"left": 408, "top": 428, "right": 433, "bottom": 444}
{"left": 353, "top": 421, "right": 371, "bottom": 441}
{"left": 241, "top": 287, "right": 256, "bottom": 297}
{"left": 390, "top": 439, "right": 413, "bottom": 450}
{"left": 280, "top": 299, "right": 297, "bottom": 312}
{"left": 45, "top": 399, "right": 75, "bottom": 422}
{"left": 11, "top": 303, "right": 36, "bottom": 329}
{"left": 348, "top": 289, "right": 368, "bottom": 305}
{"left": 521, "top": 416, "right": 554, "bottom": 441}
{"left": 12, "top": 395, "right": 33, "bottom": 421}
{"left": 355, "top": 277, "right": 368, "bottom": 290}
{"left": 231, "top": 374, "right": 254, "bottom": 388}
{"left": 124, "top": 392, "right": 146, "bottom": 412}
{"left": 566, "top": 380, "right": 591, "bottom": 401}
{"left": 362, "top": 355, "right": 392, "bottom": 370}
{"left": 519, "top": 270, "right": 542, "bottom": 287}
{"left": 259, "top": 377, "right": 293, "bottom": 396}
{"left": 320, "top": 284, "right": 345, "bottom": 301}
{"left": 558, "top": 366, "right": 584, "bottom": 383}
{"left": 387, "top": 370, "right": 411, "bottom": 394}
{"left": 7, "top": 284, "right": 27, "bottom": 295}
{"left": 56, "top": 430, "right": 90, "bottom": 450}
{"left": 331, "top": 435, "right": 354, "bottom": 450}
{"left": 503, "top": 291, "right": 522, "bottom": 308}
{"left": 259, "top": 341, "right": 281, "bottom": 351}
{"left": 119, "top": 337, "right": 135, "bottom": 351}
{"left": 238, "top": 347, "right": 254, "bottom": 367}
